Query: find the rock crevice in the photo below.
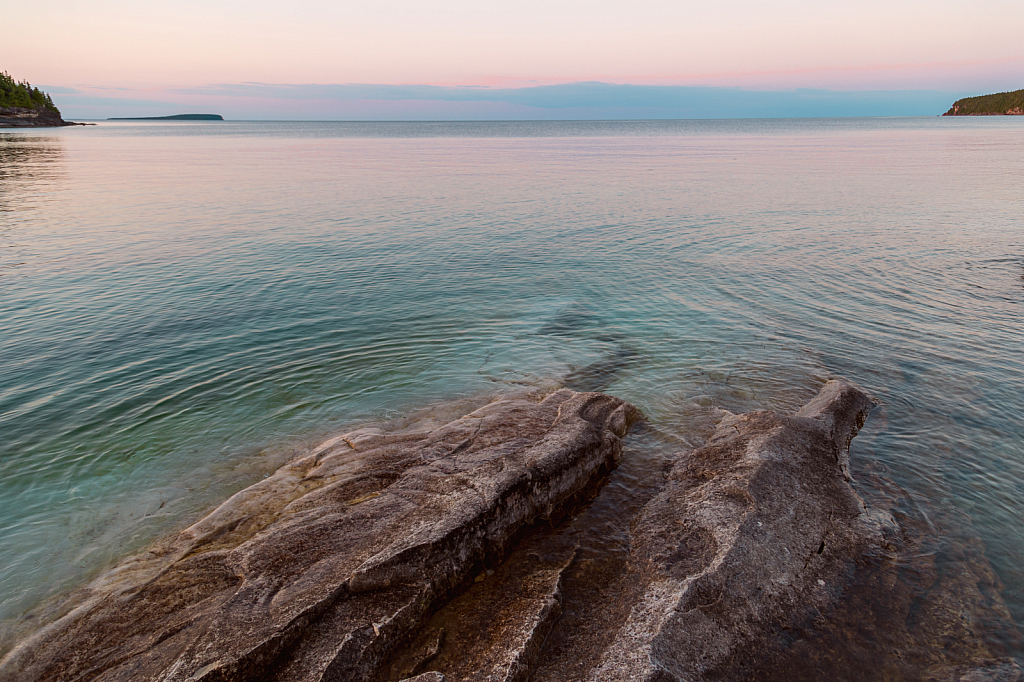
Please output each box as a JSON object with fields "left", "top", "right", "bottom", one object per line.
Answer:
{"left": 2, "top": 380, "right": 1019, "bottom": 682}
{"left": 0, "top": 389, "right": 637, "bottom": 682}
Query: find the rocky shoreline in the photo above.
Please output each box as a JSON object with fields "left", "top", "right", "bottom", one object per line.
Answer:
{"left": 0, "top": 380, "right": 1019, "bottom": 681}
{"left": 943, "top": 107, "right": 1024, "bottom": 116}
{"left": 0, "top": 106, "right": 88, "bottom": 127}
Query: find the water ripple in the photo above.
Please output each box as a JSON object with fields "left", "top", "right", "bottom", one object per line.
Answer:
{"left": 1, "top": 119, "right": 1023, "bottom": 654}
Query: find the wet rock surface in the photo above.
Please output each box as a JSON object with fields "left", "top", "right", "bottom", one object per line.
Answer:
{"left": 373, "top": 380, "right": 1019, "bottom": 682}
{"left": 576, "top": 381, "right": 1017, "bottom": 681}
{"left": 0, "top": 389, "right": 636, "bottom": 682}
{"left": 2, "top": 380, "right": 1019, "bottom": 681}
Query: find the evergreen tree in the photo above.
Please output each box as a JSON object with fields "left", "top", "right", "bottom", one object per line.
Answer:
{"left": 0, "top": 71, "right": 62, "bottom": 115}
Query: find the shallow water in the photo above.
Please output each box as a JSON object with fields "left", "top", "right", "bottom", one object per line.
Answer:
{"left": 1, "top": 118, "right": 1023, "bottom": 652}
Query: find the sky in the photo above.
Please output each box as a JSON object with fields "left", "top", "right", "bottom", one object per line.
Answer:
{"left": 4, "top": 0, "right": 1023, "bottom": 119}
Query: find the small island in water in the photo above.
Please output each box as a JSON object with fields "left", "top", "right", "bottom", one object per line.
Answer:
{"left": 108, "top": 114, "right": 224, "bottom": 121}
{"left": 0, "top": 71, "right": 84, "bottom": 127}
{"left": 944, "top": 89, "right": 1024, "bottom": 115}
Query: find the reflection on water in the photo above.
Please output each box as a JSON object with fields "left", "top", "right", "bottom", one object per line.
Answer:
{"left": 0, "top": 134, "right": 64, "bottom": 182}
{"left": 0, "top": 119, "right": 1023, "bottom": 659}
{"left": 0, "top": 134, "right": 65, "bottom": 280}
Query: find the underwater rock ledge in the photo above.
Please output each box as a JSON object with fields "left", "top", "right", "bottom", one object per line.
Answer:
{"left": 1, "top": 381, "right": 1019, "bottom": 681}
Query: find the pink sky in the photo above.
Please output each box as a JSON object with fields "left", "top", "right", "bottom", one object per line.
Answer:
{"left": 4, "top": 0, "right": 1021, "bottom": 118}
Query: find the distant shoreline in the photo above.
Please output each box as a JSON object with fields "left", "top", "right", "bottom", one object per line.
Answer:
{"left": 107, "top": 114, "right": 224, "bottom": 121}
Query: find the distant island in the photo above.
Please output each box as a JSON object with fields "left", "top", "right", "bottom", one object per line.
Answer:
{"left": 943, "top": 89, "right": 1024, "bottom": 116}
{"left": 107, "top": 114, "right": 224, "bottom": 121}
{"left": 0, "top": 71, "right": 84, "bottom": 127}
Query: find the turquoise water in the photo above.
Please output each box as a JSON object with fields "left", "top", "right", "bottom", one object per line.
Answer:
{"left": 2, "top": 118, "right": 1023, "bottom": 649}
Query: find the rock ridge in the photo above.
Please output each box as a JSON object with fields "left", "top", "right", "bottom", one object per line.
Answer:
{"left": 0, "top": 389, "right": 637, "bottom": 682}
{"left": 0, "top": 106, "right": 86, "bottom": 127}
{"left": 586, "top": 379, "right": 883, "bottom": 680}
{"left": 377, "top": 380, "right": 1020, "bottom": 682}
{"left": 2, "top": 380, "right": 1019, "bottom": 682}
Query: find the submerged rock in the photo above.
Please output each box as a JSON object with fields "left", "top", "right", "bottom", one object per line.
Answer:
{"left": 0, "top": 389, "right": 637, "bottom": 682}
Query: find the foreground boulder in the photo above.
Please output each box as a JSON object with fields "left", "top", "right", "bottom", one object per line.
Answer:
{"left": 0, "top": 389, "right": 637, "bottom": 682}
{"left": 377, "top": 380, "right": 1020, "bottom": 682}
{"left": 587, "top": 380, "right": 883, "bottom": 679}
{"left": 4, "top": 380, "right": 1018, "bottom": 681}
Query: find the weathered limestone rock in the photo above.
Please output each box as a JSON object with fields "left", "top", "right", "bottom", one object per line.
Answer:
{"left": 378, "top": 530, "right": 577, "bottom": 682}
{"left": 400, "top": 672, "right": 447, "bottom": 682}
{"left": 0, "top": 389, "right": 637, "bottom": 682}
{"left": 567, "top": 380, "right": 1014, "bottom": 682}
{"left": 3, "top": 379, "right": 1018, "bottom": 681}
{"left": 378, "top": 380, "right": 1019, "bottom": 682}
{"left": 586, "top": 379, "right": 882, "bottom": 680}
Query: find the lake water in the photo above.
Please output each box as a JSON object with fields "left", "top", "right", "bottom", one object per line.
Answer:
{"left": 1, "top": 118, "right": 1023, "bottom": 653}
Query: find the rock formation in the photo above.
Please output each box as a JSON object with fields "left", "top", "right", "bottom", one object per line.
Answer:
{"left": 1, "top": 380, "right": 1019, "bottom": 681}
{"left": 572, "top": 381, "right": 1018, "bottom": 681}
{"left": 373, "top": 381, "right": 1020, "bottom": 682}
{"left": 0, "top": 389, "right": 636, "bottom": 682}
{"left": 0, "top": 73, "right": 82, "bottom": 127}
{"left": 0, "top": 106, "right": 83, "bottom": 127}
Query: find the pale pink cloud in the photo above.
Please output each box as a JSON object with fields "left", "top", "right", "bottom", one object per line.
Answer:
{"left": 5, "top": 0, "right": 1024, "bottom": 91}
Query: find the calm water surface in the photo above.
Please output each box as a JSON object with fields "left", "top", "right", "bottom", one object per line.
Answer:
{"left": 1, "top": 118, "right": 1023, "bottom": 649}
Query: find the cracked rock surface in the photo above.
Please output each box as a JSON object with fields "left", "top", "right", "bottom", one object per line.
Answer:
{"left": 2, "top": 380, "right": 1019, "bottom": 682}
{"left": 374, "top": 380, "right": 1019, "bottom": 682}
{"left": 0, "top": 389, "right": 637, "bottom": 682}
{"left": 584, "top": 379, "right": 886, "bottom": 680}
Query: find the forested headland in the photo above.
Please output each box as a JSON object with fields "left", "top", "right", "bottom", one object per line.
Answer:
{"left": 0, "top": 72, "right": 61, "bottom": 114}
{"left": 0, "top": 72, "right": 82, "bottom": 127}
{"left": 944, "top": 89, "right": 1024, "bottom": 115}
